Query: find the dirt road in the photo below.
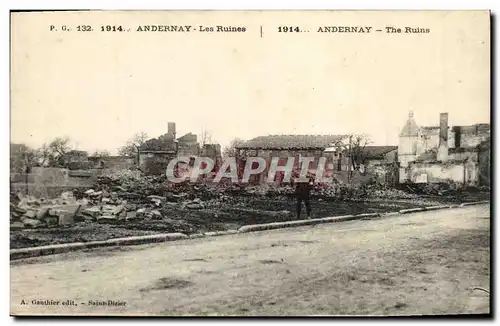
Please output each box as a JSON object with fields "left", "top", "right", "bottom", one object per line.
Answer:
{"left": 10, "top": 204, "right": 490, "bottom": 316}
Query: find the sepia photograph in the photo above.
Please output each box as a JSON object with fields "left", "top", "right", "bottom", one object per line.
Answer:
{"left": 9, "top": 10, "right": 491, "bottom": 317}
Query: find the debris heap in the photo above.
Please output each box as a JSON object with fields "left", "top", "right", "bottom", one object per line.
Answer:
{"left": 12, "top": 169, "right": 456, "bottom": 230}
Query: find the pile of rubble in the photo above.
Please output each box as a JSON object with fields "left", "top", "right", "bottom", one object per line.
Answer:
{"left": 82, "top": 170, "right": 422, "bottom": 201}
{"left": 10, "top": 180, "right": 238, "bottom": 231}
{"left": 11, "top": 191, "right": 90, "bottom": 230}
{"left": 256, "top": 182, "right": 419, "bottom": 200}
{"left": 403, "top": 182, "right": 482, "bottom": 196}
{"left": 79, "top": 171, "right": 252, "bottom": 200}
{"left": 10, "top": 168, "right": 433, "bottom": 231}
{"left": 360, "top": 184, "right": 419, "bottom": 200}
{"left": 10, "top": 188, "right": 183, "bottom": 230}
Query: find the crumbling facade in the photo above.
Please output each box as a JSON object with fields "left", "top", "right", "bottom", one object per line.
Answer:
{"left": 330, "top": 146, "right": 398, "bottom": 171}
{"left": 358, "top": 146, "right": 399, "bottom": 185}
{"left": 477, "top": 139, "right": 491, "bottom": 187}
{"left": 235, "top": 135, "right": 347, "bottom": 184}
{"left": 234, "top": 135, "right": 402, "bottom": 185}
{"left": 138, "top": 122, "right": 189, "bottom": 175}
{"left": 87, "top": 156, "right": 136, "bottom": 171}
{"left": 398, "top": 111, "right": 490, "bottom": 185}
{"left": 138, "top": 122, "right": 222, "bottom": 175}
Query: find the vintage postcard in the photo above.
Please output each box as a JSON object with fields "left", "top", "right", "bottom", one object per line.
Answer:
{"left": 10, "top": 10, "right": 490, "bottom": 316}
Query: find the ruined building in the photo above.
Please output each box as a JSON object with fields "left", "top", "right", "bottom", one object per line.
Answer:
{"left": 235, "top": 134, "right": 346, "bottom": 183}
{"left": 398, "top": 112, "right": 490, "bottom": 185}
{"left": 138, "top": 122, "right": 222, "bottom": 175}
{"left": 234, "top": 135, "right": 401, "bottom": 185}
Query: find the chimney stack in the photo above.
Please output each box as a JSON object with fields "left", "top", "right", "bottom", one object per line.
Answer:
{"left": 168, "top": 122, "right": 176, "bottom": 139}
{"left": 437, "top": 113, "right": 449, "bottom": 162}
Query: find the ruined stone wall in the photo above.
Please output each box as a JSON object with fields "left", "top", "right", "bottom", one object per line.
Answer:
{"left": 237, "top": 148, "right": 330, "bottom": 183}
{"left": 399, "top": 167, "right": 409, "bottom": 184}
{"left": 88, "top": 156, "right": 136, "bottom": 171}
{"left": 138, "top": 152, "right": 176, "bottom": 175}
{"left": 365, "top": 150, "right": 398, "bottom": 167}
{"left": 404, "top": 161, "right": 478, "bottom": 185}
{"left": 384, "top": 149, "right": 398, "bottom": 163}
{"left": 177, "top": 143, "right": 200, "bottom": 157}
{"left": 448, "top": 149, "right": 478, "bottom": 162}
{"left": 200, "top": 144, "right": 221, "bottom": 158}
{"left": 478, "top": 146, "right": 491, "bottom": 186}
{"left": 10, "top": 167, "right": 96, "bottom": 198}
{"left": 418, "top": 129, "right": 456, "bottom": 153}
{"left": 366, "top": 163, "right": 398, "bottom": 185}
{"left": 418, "top": 125, "right": 489, "bottom": 151}
{"left": 329, "top": 170, "right": 373, "bottom": 185}
{"left": 264, "top": 149, "right": 327, "bottom": 181}
{"left": 458, "top": 125, "right": 490, "bottom": 148}
{"left": 178, "top": 133, "right": 197, "bottom": 143}
{"left": 200, "top": 144, "right": 222, "bottom": 170}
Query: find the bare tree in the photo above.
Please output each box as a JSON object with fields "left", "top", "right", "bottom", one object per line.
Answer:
{"left": 223, "top": 138, "right": 246, "bottom": 157}
{"left": 38, "top": 143, "right": 51, "bottom": 167}
{"left": 10, "top": 143, "right": 43, "bottom": 194}
{"left": 48, "top": 137, "right": 71, "bottom": 156}
{"left": 199, "top": 129, "right": 213, "bottom": 147}
{"left": 92, "top": 150, "right": 111, "bottom": 157}
{"left": 11, "top": 139, "right": 73, "bottom": 169}
{"left": 118, "top": 132, "right": 148, "bottom": 157}
{"left": 333, "top": 134, "right": 372, "bottom": 173}
{"left": 10, "top": 143, "right": 41, "bottom": 173}
{"left": 47, "top": 137, "right": 72, "bottom": 167}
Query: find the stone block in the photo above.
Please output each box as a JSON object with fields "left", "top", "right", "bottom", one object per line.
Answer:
{"left": 48, "top": 204, "right": 81, "bottom": 217}
{"left": 44, "top": 216, "right": 59, "bottom": 227}
{"left": 48, "top": 208, "right": 68, "bottom": 216}
{"left": 58, "top": 212, "right": 75, "bottom": 226}
{"left": 23, "top": 218, "right": 44, "bottom": 228}
{"left": 60, "top": 191, "right": 74, "bottom": 201}
{"left": 36, "top": 207, "right": 50, "bottom": 219}
{"left": 10, "top": 222, "right": 24, "bottom": 230}
{"left": 23, "top": 210, "right": 37, "bottom": 219}
{"left": 150, "top": 210, "right": 162, "bottom": 219}
{"left": 148, "top": 195, "right": 166, "bottom": 201}
{"left": 96, "top": 215, "right": 118, "bottom": 224}
{"left": 126, "top": 211, "right": 142, "bottom": 221}
{"left": 83, "top": 206, "right": 101, "bottom": 217}
{"left": 102, "top": 204, "right": 124, "bottom": 215}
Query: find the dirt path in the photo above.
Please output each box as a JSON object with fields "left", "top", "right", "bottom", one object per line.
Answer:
{"left": 10, "top": 204, "right": 490, "bottom": 316}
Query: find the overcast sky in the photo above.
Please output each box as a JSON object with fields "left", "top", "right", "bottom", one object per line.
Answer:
{"left": 11, "top": 11, "right": 490, "bottom": 154}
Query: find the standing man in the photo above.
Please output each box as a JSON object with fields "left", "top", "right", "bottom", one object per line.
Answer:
{"left": 294, "top": 173, "right": 314, "bottom": 220}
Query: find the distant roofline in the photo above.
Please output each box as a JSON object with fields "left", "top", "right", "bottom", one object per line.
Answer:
{"left": 139, "top": 150, "right": 176, "bottom": 154}
{"left": 363, "top": 145, "right": 398, "bottom": 149}
{"left": 235, "top": 146, "right": 333, "bottom": 150}
{"left": 421, "top": 123, "right": 490, "bottom": 129}
{"left": 236, "top": 134, "right": 348, "bottom": 150}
